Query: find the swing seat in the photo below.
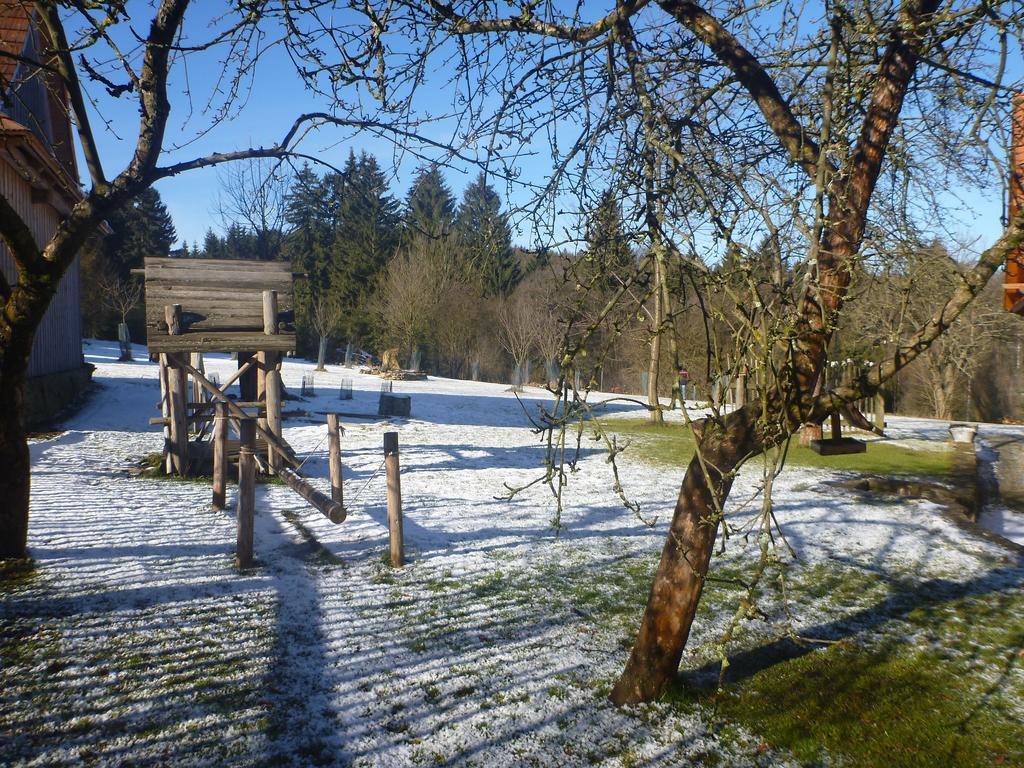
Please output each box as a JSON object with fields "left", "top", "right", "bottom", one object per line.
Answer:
{"left": 809, "top": 437, "right": 866, "bottom": 455}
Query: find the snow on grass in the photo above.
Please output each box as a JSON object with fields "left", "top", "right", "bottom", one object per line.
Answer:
{"left": 2, "top": 340, "right": 1023, "bottom": 766}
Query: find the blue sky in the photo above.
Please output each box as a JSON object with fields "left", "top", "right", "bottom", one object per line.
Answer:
{"left": 74, "top": 3, "right": 1015, "bottom": 255}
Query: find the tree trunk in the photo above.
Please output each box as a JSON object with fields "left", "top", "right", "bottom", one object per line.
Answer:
{"left": 610, "top": 410, "right": 757, "bottom": 705}
{"left": 0, "top": 357, "right": 31, "bottom": 558}
{"left": 316, "top": 335, "right": 328, "bottom": 371}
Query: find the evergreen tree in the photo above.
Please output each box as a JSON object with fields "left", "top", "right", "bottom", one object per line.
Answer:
{"left": 329, "top": 151, "right": 400, "bottom": 348}
{"left": 455, "top": 173, "right": 518, "bottom": 297}
{"left": 223, "top": 223, "right": 255, "bottom": 259}
{"left": 202, "top": 229, "right": 224, "bottom": 259}
{"left": 405, "top": 164, "right": 456, "bottom": 240}
{"left": 284, "top": 164, "right": 338, "bottom": 356}
{"left": 104, "top": 188, "right": 177, "bottom": 278}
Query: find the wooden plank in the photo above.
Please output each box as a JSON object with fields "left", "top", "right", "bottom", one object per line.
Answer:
{"left": 809, "top": 438, "right": 867, "bottom": 456}
{"left": 145, "top": 256, "right": 292, "bottom": 272}
{"left": 146, "top": 279, "right": 291, "bottom": 298}
{"left": 147, "top": 332, "right": 295, "bottom": 354}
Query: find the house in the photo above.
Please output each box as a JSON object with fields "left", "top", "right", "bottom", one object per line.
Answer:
{"left": 0, "top": 4, "right": 91, "bottom": 426}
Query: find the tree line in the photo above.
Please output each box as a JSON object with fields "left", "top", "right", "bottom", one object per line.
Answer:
{"left": 80, "top": 160, "right": 1022, "bottom": 424}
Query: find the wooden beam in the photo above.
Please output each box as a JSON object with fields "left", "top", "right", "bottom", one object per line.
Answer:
{"left": 262, "top": 290, "right": 283, "bottom": 474}
{"left": 278, "top": 468, "right": 346, "bottom": 524}
{"left": 236, "top": 418, "right": 256, "bottom": 568}
{"left": 327, "top": 413, "right": 343, "bottom": 506}
{"left": 146, "top": 332, "right": 295, "bottom": 354}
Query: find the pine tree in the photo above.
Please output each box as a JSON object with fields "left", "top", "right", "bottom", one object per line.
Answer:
{"left": 201, "top": 229, "right": 224, "bottom": 259}
{"left": 329, "top": 151, "right": 400, "bottom": 348}
{"left": 284, "top": 164, "right": 338, "bottom": 356}
{"left": 104, "top": 188, "right": 177, "bottom": 278}
{"left": 455, "top": 173, "right": 518, "bottom": 297}
{"left": 405, "top": 164, "right": 456, "bottom": 240}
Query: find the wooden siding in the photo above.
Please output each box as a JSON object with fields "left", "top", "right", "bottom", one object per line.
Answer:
{"left": 0, "top": 157, "right": 82, "bottom": 377}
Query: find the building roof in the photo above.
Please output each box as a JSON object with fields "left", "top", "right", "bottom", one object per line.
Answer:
{"left": 0, "top": 3, "right": 31, "bottom": 89}
{"left": 0, "top": 2, "right": 82, "bottom": 208}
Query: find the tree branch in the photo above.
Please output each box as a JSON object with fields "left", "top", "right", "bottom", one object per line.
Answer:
{"left": 125, "top": 0, "right": 189, "bottom": 184}
{"left": 428, "top": 0, "right": 652, "bottom": 43}
{"left": 656, "top": 0, "right": 825, "bottom": 180}
{"left": 815, "top": 211, "right": 1024, "bottom": 415}
{"left": 0, "top": 193, "right": 42, "bottom": 274}
{"left": 35, "top": 2, "right": 108, "bottom": 189}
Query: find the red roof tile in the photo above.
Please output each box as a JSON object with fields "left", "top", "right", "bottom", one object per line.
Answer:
{"left": 0, "top": 2, "right": 31, "bottom": 89}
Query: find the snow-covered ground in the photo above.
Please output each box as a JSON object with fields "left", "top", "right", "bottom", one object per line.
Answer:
{"left": 3, "top": 340, "right": 1023, "bottom": 766}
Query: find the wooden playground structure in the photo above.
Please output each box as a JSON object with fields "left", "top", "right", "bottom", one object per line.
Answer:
{"left": 143, "top": 257, "right": 404, "bottom": 568}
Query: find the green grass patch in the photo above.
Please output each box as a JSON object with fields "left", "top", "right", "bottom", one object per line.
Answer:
{"left": 603, "top": 418, "right": 955, "bottom": 477}
{"left": 675, "top": 638, "right": 1023, "bottom": 768}
{"left": 667, "top": 569, "right": 1024, "bottom": 768}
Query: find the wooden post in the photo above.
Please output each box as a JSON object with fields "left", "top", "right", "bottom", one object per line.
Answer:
{"left": 735, "top": 368, "right": 747, "bottom": 409}
{"left": 190, "top": 352, "right": 205, "bottom": 405}
{"left": 327, "top": 413, "right": 343, "bottom": 505}
{"left": 873, "top": 392, "right": 886, "bottom": 430}
{"left": 384, "top": 431, "right": 404, "bottom": 567}
{"left": 158, "top": 354, "right": 172, "bottom": 474}
{"left": 236, "top": 418, "right": 256, "bottom": 568}
{"left": 212, "top": 402, "right": 227, "bottom": 511}
{"left": 831, "top": 411, "right": 842, "bottom": 440}
{"left": 165, "top": 304, "right": 189, "bottom": 476}
{"left": 261, "top": 290, "right": 283, "bottom": 473}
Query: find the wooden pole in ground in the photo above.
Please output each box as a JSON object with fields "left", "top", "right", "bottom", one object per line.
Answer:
{"left": 165, "top": 304, "right": 189, "bottom": 476}
{"left": 873, "top": 392, "right": 886, "bottom": 431}
{"left": 384, "top": 431, "right": 404, "bottom": 567}
{"left": 262, "top": 290, "right": 283, "bottom": 473}
{"left": 158, "top": 354, "right": 172, "bottom": 474}
{"left": 831, "top": 411, "right": 843, "bottom": 440}
{"left": 236, "top": 417, "right": 256, "bottom": 568}
{"left": 327, "top": 413, "right": 343, "bottom": 506}
{"left": 213, "top": 402, "right": 227, "bottom": 511}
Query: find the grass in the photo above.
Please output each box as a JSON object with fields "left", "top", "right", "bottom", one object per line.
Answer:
{"left": 602, "top": 418, "right": 956, "bottom": 477}
{"left": 662, "top": 564, "right": 1024, "bottom": 768}
{"left": 673, "top": 633, "right": 1023, "bottom": 767}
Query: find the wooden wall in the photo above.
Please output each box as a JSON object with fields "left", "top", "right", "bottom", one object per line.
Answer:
{"left": 0, "top": 157, "right": 83, "bottom": 377}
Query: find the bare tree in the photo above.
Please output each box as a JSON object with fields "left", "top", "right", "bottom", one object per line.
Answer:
{"left": 99, "top": 275, "right": 143, "bottom": 361}
{"left": 309, "top": 294, "right": 343, "bottom": 371}
{"left": 216, "top": 157, "right": 291, "bottom": 261}
{"left": 496, "top": 286, "right": 540, "bottom": 387}
{"left": 282, "top": 0, "right": 1024, "bottom": 705}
